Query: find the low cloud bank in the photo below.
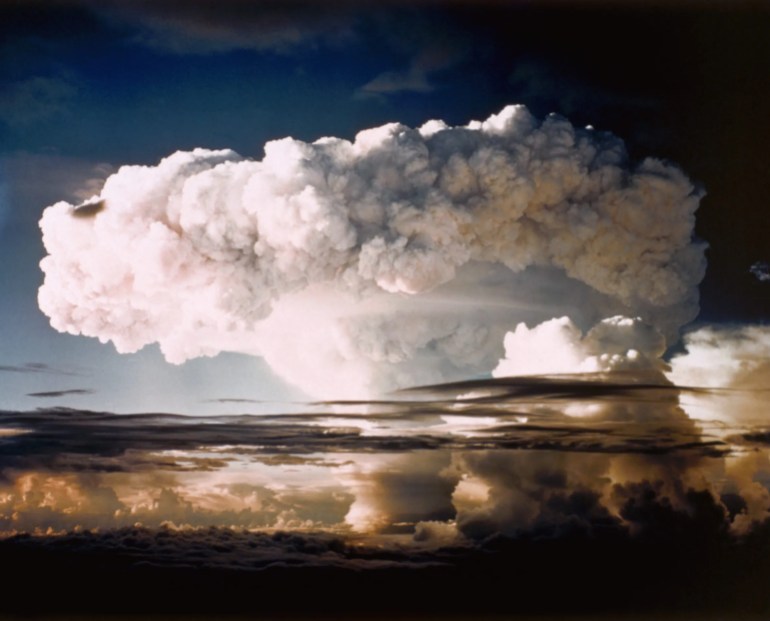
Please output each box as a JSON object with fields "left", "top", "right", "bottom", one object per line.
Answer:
{"left": 39, "top": 105, "right": 706, "bottom": 398}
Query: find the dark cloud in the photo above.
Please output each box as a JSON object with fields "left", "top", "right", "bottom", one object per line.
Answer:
{"left": 86, "top": 0, "right": 361, "bottom": 54}
{"left": 0, "top": 407, "right": 445, "bottom": 474}
{"left": 0, "top": 526, "right": 468, "bottom": 615}
{"left": 0, "top": 362, "right": 80, "bottom": 376}
{"left": 26, "top": 388, "right": 94, "bottom": 398}
{"left": 613, "top": 480, "right": 729, "bottom": 541}
{"left": 0, "top": 372, "right": 756, "bottom": 539}
{"left": 0, "top": 371, "right": 747, "bottom": 541}
{"left": 251, "top": 454, "right": 353, "bottom": 468}
{"left": 347, "top": 452, "right": 459, "bottom": 533}
{"left": 737, "top": 430, "right": 770, "bottom": 446}
{"left": 205, "top": 397, "right": 267, "bottom": 404}
{"left": 71, "top": 196, "right": 105, "bottom": 218}
{"left": 2, "top": 515, "right": 770, "bottom": 618}
{"left": 400, "top": 372, "right": 704, "bottom": 402}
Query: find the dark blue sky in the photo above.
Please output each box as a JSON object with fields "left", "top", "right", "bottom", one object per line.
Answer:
{"left": 1, "top": 0, "right": 768, "bottom": 412}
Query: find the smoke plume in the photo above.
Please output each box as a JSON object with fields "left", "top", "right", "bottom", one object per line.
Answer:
{"left": 39, "top": 106, "right": 706, "bottom": 398}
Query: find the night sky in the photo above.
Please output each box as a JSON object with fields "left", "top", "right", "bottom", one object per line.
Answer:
{"left": 1, "top": 1, "right": 770, "bottom": 619}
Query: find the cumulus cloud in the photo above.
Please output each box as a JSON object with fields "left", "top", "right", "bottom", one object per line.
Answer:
{"left": 4, "top": 398, "right": 770, "bottom": 591}
{"left": 493, "top": 315, "right": 668, "bottom": 379}
{"left": 0, "top": 448, "right": 355, "bottom": 535}
{"left": 39, "top": 105, "right": 706, "bottom": 399}
{"left": 450, "top": 443, "right": 741, "bottom": 544}
{"left": 0, "top": 412, "right": 730, "bottom": 538}
{"left": 0, "top": 376, "right": 724, "bottom": 494}
{"left": 453, "top": 450, "right": 618, "bottom": 539}
{"left": 0, "top": 525, "right": 408, "bottom": 572}
{"left": 669, "top": 324, "right": 770, "bottom": 423}
{"left": 343, "top": 451, "right": 459, "bottom": 533}
{"left": 0, "top": 362, "right": 79, "bottom": 376}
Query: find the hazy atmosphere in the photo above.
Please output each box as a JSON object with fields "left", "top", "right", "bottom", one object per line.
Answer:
{"left": 1, "top": 0, "right": 769, "bottom": 618}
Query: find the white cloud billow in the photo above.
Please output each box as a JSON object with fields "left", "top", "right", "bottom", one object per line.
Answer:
{"left": 38, "top": 105, "right": 706, "bottom": 398}
{"left": 493, "top": 315, "right": 668, "bottom": 378}
{"left": 668, "top": 324, "right": 770, "bottom": 423}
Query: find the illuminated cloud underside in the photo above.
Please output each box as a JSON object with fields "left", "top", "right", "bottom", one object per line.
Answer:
{"left": 0, "top": 373, "right": 766, "bottom": 540}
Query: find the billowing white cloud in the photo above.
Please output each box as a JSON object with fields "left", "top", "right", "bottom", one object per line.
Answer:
{"left": 493, "top": 315, "right": 668, "bottom": 378}
{"left": 343, "top": 451, "right": 458, "bottom": 534}
{"left": 38, "top": 106, "right": 706, "bottom": 398}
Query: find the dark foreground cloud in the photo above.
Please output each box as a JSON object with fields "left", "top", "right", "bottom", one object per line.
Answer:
{"left": 38, "top": 105, "right": 706, "bottom": 400}
{"left": 2, "top": 375, "right": 770, "bottom": 617}
{"left": 87, "top": 0, "right": 361, "bottom": 54}
{"left": 0, "top": 362, "right": 80, "bottom": 376}
{"left": 2, "top": 518, "right": 770, "bottom": 617}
